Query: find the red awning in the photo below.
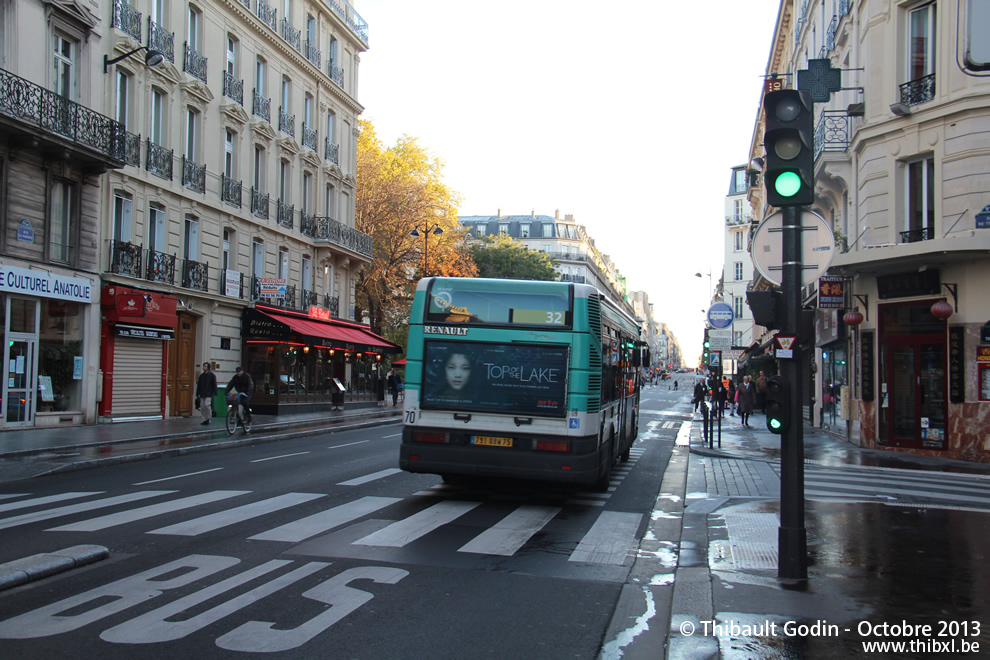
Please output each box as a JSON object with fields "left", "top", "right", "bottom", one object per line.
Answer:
{"left": 392, "top": 358, "right": 407, "bottom": 366}
{"left": 254, "top": 310, "right": 401, "bottom": 353}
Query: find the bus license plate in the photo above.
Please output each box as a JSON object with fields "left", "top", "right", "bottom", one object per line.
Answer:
{"left": 472, "top": 435, "right": 513, "bottom": 448}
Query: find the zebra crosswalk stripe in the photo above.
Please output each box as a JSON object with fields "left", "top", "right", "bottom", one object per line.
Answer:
{"left": 353, "top": 500, "right": 481, "bottom": 548}
{"left": 0, "top": 492, "right": 103, "bottom": 514}
{"left": 337, "top": 468, "right": 402, "bottom": 486}
{"left": 148, "top": 493, "right": 326, "bottom": 536}
{"left": 568, "top": 511, "right": 642, "bottom": 564}
{"left": 47, "top": 491, "right": 250, "bottom": 532}
{"left": 249, "top": 496, "right": 401, "bottom": 543}
{"left": 458, "top": 505, "right": 560, "bottom": 556}
{"left": 0, "top": 491, "right": 175, "bottom": 531}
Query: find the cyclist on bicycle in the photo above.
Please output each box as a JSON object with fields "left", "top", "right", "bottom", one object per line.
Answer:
{"left": 227, "top": 366, "right": 255, "bottom": 427}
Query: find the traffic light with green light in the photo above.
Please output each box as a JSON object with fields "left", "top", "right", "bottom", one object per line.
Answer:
{"left": 765, "top": 375, "right": 790, "bottom": 435}
{"left": 763, "top": 89, "right": 814, "bottom": 207}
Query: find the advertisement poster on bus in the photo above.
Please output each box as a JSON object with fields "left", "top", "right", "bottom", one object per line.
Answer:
{"left": 421, "top": 340, "right": 569, "bottom": 417}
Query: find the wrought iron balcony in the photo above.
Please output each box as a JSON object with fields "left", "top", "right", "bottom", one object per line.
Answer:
{"left": 840, "top": 0, "right": 851, "bottom": 17}
{"left": 256, "top": 0, "right": 277, "bottom": 31}
{"left": 146, "top": 139, "right": 173, "bottom": 180}
{"left": 221, "top": 174, "right": 242, "bottom": 208}
{"left": 313, "top": 216, "right": 373, "bottom": 258}
{"left": 300, "top": 211, "right": 317, "bottom": 237}
{"left": 236, "top": 0, "right": 249, "bottom": 8}
{"left": 277, "top": 284, "right": 297, "bottom": 310}
{"left": 279, "top": 107, "right": 295, "bottom": 137}
{"left": 814, "top": 110, "right": 851, "bottom": 160}
{"left": 182, "top": 156, "right": 206, "bottom": 193}
{"left": 324, "top": 295, "right": 340, "bottom": 318}
{"left": 251, "top": 188, "right": 270, "bottom": 219}
{"left": 252, "top": 89, "right": 271, "bottom": 123}
{"left": 281, "top": 19, "right": 301, "bottom": 51}
{"left": 325, "top": 138, "right": 339, "bottom": 164}
{"left": 112, "top": 0, "right": 142, "bottom": 41}
{"left": 146, "top": 248, "right": 175, "bottom": 284}
{"left": 148, "top": 19, "right": 175, "bottom": 63}
{"left": 183, "top": 42, "right": 208, "bottom": 84}
{"left": 900, "top": 227, "right": 934, "bottom": 243}
{"left": 0, "top": 67, "right": 127, "bottom": 166}
{"left": 826, "top": 14, "right": 838, "bottom": 52}
{"left": 900, "top": 73, "right": 935, "bottom": 106}
{"left": 223, "top": 72, "right": 243, "bottom": 106}
{"left": 328, "top": 61, "right": 344, "bottom": 88}
{"left": 251, "top": 275, "right": 261, "bottom": 301}
{"left": 302, "top": 123, "right": 318, "bottom": 151}
{"left": 277, "top": 200, "right": 294, "bottom": 229}
{"left": 327, "top": 0, "right": 369, "bottom": 47}
{"left": 182, "top": 259, "right": 209, "bottom": 292}
{"left": 300, "top": 289, "right": 319, "bottom": 309}
{"left": 108, "top": 240, "right": 143, "bottom": 278}
{"left": 305, "top": 40, "right": 321, "bottom": 67}
{"left": 120, "top": 131, "right": 141, "bottom": 167}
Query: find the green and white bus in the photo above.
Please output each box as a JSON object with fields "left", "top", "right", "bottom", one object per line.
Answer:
{"left": 399, "top": 277, "right": 646, "bottom": 489}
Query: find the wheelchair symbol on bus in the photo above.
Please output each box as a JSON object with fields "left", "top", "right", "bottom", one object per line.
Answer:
{"left": 569, "top": 418, "right": 580, "bottom": 429}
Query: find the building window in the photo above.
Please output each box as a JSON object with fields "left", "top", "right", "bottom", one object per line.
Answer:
{"left": 905, "top": 155, "right": 935, "bottom": 241}
{"left": 184, "top": 215, "right": 199, "bottom": 261}
{"left": 302, "top": 255, "right": 312, "bottom": 293}
{"left": 476, "top": 224, "right": 486, "bottom": 237}
{"left": 734, "top": 230, "right": 744, "bottom": 251}
{"left": 542, "top": 224, "right": 553, "bottom": 238}
{"left": 252, "top": 239, "right": 264, "bottom": 277}
{"left": 499, "top": 224, "right": 508, "bottom": 235}
{"left": 733, "top": 199, "right": 744, "bottom": 223}
{"left": 49, "top": 180, "right": 74, "bottom": 263}
{"left": 115, "top": 69, "right": 132, "bottom": 129}
{"left": 53, "top": 32, "right": 75, "bottom": 99}
{"left": 734, "top": 262, "right": 743, "bottom": 281}
{"left": 302, "top": 172, "right": 311, "bottom": 213}
{"left": 226, "top": 34, "right": 237, "bottom": 76}
{"left": 148, "top": 204, "right": 166, "bottom": 253}
{"left": 281, "top": 77, "right": 291, "bottom": 112}
{"left": 734, "top": 296, "right": 744, "bottom": 318}
{"left": 185, "top": 107, "right": 199, "bottom": 160}
{"left": 256, "top": 56, "right": 266, "bottom": 94}
{"left": 188, "top": 6, "right": 202, "bottom": 51}
{"left": 734, "top": 169, "right": 746, "bottom": 194}
{"left": 280, "top": 160, "right": 289, "bottom": 200}
{"left": 278, "top": 247, "right": 289, "bottom": 280}
{"left": 908, "top": 3, "right": 936, "bottom": 82}
{"left": 734, "top": 330, "right": 744, "bottom": 347}
{"left": 254, "top": 145, "right": 265, "bottom": 192}
{"left": 113, "top": 192, "right": 133, "bottom": 243}
{"left": 520, "top": 223, "right": 530, "bottom": 238}
{"left": 223, "top": 228, "right": 232, "bottom": 273}
{"left": 224, "top": 130, "right": 235, "bottom": 177}
{"left": 150, "top": 88, "right": 165, "bottom": 145}
{"left": 325, "top": 183, "right": 334, "bottom": 217}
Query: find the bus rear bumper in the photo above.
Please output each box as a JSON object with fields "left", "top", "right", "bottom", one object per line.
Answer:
{"left": 399, "top": 426, "right": 603, "bottom": 486}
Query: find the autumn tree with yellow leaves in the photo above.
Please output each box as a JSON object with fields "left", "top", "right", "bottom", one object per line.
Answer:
{"left": 355, "top": 120, "right": 476, "bottom": 337}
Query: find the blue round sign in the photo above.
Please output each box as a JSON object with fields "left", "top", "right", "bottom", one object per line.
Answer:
{"left": 707, "top": 302, "right": 734, "bottom": 329}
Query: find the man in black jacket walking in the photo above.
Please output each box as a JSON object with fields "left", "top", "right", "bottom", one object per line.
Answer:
{"left": 196, "top": 362, "right": 217, "bottom": 425}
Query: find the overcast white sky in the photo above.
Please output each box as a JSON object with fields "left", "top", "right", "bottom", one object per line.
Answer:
{"left": 355, "top": 0, "right": 780, "bottom": 364}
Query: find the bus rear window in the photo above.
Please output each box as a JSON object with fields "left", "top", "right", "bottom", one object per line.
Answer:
{"left": 425, "top": 279, "right": 571, "bottom": 326}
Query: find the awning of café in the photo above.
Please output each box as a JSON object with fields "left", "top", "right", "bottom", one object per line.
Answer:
{"left": 250, "top": 309, "right": 401, "bottom": 354}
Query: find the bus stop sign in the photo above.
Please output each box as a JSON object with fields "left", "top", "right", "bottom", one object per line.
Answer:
{"left": 707, "top": 302, "right": 734, "bottom": 329}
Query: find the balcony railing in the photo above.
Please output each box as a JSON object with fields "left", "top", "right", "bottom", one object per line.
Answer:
{"left": 559, "top": 274, "right": 586, "bottom": 284}
{"left": 279, "top": 107, "right": 295, "bottom": 137}
{"left": 325, "top": 138, "right": 339, "bottom": 164}
{"left": 300, "top": 289, "right": 319, "bottom": 309}
{"left": 183, "top": 42, "right": 208, "bottom": 84}
{"left": 257, "top": 0, "right": 277, "bottom": 31}
{"left": 327, "top": 0, "right": 369, "bottom": 47}
{"left": 302, "top": 123, "right": 318, "bottom": 151}
{"left": 252, "top": 89, "right": 271, "bottom": 123}
{"left": 300, "top": 211, "right": 317, "bottom": 237}
{"left": 277, "top": 200, "right": 294, "bottom": 229}
{"left": 0, "top": 67, "right": 127, "bottom": 164}
{"left": 281, "top": 18, "right": 301, "bottom": 51}
{"left": 305, "top": 40, "right": 321, "bottom": 67}
{"left": 826, "top": 14, "right": 838, "bottom": 52}
{"left": 223, "top": 72, "right": 243, "bottom": 105}
{"left": 314, "top": 216, "right": 372, "bottom": 258}
{"left": 221, "top": 174, "right": 242, "bottom": 208}
{"left": 146, "top": 139, "right": 173, "bottom": 180}
{"left": 324, "top": 295, "right": 339, "bottom": 318}
{"left": 814, "top": 110, "right": 851, "bottom": 160}
{"left": 146, "top": 248, "right": 175, "bottom": 284}
{"left": 276, "top": 284, "right": 297, "bottom": 310}
{"left": 121, "top": 131, "right": 141, "bottom": 166}
{"left": 148, "top": 19, "right": 175, "bottom": 63}
{"left": 112, "top": 0, "right": 142, "bottom": 41}
{"left": 108, "top": 240, "right": 143, "bottom": 278}
{"left": 182, "top": 155, "right": 206, "bottom": 193}
{"left": 251, "top": 188, "right": 270, "bottom": 219}
{"left": 900, "top": 227, "right": 934, "bottom": 243}
{"left": 328, "top": 61, "right": 344, "bottom": 88}
{"left": 900, "top": 73, "right": 936, "bottom": 106}
{"left": 182, "top": 259, "right": 209, "bottom": 292}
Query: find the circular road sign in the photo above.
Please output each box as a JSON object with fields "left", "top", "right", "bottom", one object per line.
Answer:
{"left": 751, "top": 210, "right": 835, "bottom": 287}
{"left": 707, "top": 302, "right": 734, "bottom": 329}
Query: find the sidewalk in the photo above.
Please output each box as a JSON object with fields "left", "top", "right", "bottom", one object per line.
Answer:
{"left": 0, "top": 404, "right": 403, "bottom": 484}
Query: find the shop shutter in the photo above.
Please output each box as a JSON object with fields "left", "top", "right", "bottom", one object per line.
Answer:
{"left": 112, "top": 336, "right": 163, "bottom": 418}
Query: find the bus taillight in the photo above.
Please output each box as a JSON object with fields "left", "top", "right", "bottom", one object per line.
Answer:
{"left": 535, "top": 439, "right": 569, "bottom": 452}
{"left": 413, "top": 431, "right": 447, "bottom": 444}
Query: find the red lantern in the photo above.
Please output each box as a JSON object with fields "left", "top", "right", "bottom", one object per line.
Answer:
{"left": 843, "top": 310, "right": 864, "bottom": 326}
{"left": 930, "top": 299, "right": 953, "bottom": 320}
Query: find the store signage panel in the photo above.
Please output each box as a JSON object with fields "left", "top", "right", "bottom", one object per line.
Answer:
{"left": 860, "top": 331, "right": 874, "bottom": 402}
{"left": 243, "top": 308, "right": 290, "bottom": 341}
{"left": 876, "top": 270, "right": 940, "bottom": 300}
{"left": 817, "top": 276, "right": 844, "bottom": 309}
{"left": 116, "top": 325, "right": 174, "bottom": 340}
{"left": 0, "top": 264, "right": 93, "bottom": 303}
{"left": 950, "top": 327, "right": 965, "bottom": 404}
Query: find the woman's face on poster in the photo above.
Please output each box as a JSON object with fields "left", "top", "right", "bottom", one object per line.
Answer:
{"left": 445, "top": 353, "right": 471, "bottom": 390}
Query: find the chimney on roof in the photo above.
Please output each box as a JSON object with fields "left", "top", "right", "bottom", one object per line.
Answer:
{"left": 531, "top": 210, "right": 535, "bottom": 219}
{"left": 497, "top": 208, "right": 501, "bottom": 218}
{"left": 555, "top": 209, "right": 560, "bottom": 220}
{"left": 565, "top": 214, "right": 574, "bottom": 222}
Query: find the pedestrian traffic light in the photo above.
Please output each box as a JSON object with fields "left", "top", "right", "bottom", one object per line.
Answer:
{"left": 763, "top": 89, "right": 814, "bottom": 207}
{"left": 747, "top": 288, "right": 783, "bottom": 330}
{"left": 765, "top": 375, "right": 790, "bottom": 435}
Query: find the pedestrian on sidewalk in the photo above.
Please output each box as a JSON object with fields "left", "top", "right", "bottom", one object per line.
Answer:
{"left": 756, "top": 370, "right": 768, "bottom": 413}
{"left": 196, "top": 362, "right": 217, "bottom": 425}
{"left": 727, "top": 379, "right": 737, "bottom": 416}
{"left": 693, "top": 379, "right": 706, "bottom": 412}
{"left": 387, "top": 368, "right": 401, "bottom": 407}
{"left": 737, "top": 375, "right": 755, "bottom": 427}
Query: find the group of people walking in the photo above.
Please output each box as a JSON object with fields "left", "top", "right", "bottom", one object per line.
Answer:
{"left": 693, "top": 370, "right": 770, "bottom": 428}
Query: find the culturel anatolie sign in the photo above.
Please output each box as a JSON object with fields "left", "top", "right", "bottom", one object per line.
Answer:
{"left": 0, "top": 264, "right": 94, "bottom": 303}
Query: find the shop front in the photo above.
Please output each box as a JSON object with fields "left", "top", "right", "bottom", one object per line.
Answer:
{"left": 98, "top": 285, "right": 178, "bottom": 422}
{"left": 816, "top": 308, "right": 849, "bottom": 437}
{"left": 0, "top": 265, "right": 97, "bottom": 428}
{"left": 242, "top": 306, "right": 401, "bottom": 415}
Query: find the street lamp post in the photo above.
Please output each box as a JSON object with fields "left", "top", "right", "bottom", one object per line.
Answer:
{"left": 695, "top": 271, "right": 713, "bottom": 303}
{"left": 410, "top": 224, "right": 444, "bottom": 277}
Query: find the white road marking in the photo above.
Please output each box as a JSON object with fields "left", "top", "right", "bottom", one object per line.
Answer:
{"left": 47, "top": 491, "right": 249, "bottom": 532}
{"left": 134, "top": 468, "right": 224, "bottom": 485}
{"left": 328, "top": 441, "right": 370, "bottom": 449}
{"left": 353, "top": 500, "right": 481, "bottom": 547}
{"left": 148, "top": 492, "right": 325, "bottom": 536}
{"left": 382, "top": 433, "right": 402, "bottom": 438}
{"left": 568, "top": 511, "right": 642, "bottom": 564}
{"left": 458, "top": 505, "right": 560, "bottom": 556}
{"left": 0, "top": 492, "right": 174, "bottom": 531}
{"left": 337, "top": 468, "right": 402, "bottom": 486}
{"left": 0, "top": 492, "right": 102, "bottom": 513}
{"left": 250, "top": 496, "right": 401, "bottom": 543}
{"left": 251, "top": 451, "right": 311, "bottom": 463}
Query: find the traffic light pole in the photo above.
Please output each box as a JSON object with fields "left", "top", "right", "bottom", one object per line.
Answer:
{"left": 778, "top": 205, "right": 807, "bottom": 584}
